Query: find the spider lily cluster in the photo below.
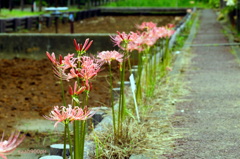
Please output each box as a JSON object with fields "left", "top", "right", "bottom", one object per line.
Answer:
{"left": 110, "top": 21, "right": 175, "bottom": 139}
{"left": 44, "top": 21, "right": 175, "bottom": 158}
{"left": 45, "top": 38, "right": 123, "bottom": 159}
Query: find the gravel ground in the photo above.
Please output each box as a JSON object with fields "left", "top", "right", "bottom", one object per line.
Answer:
{"left": 172, "top": 9, "right": 240, "bottom": 158}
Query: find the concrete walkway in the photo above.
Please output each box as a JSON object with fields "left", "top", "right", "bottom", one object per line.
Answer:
{"left": 173, "top": 9, "right": 240, "bottom": 158}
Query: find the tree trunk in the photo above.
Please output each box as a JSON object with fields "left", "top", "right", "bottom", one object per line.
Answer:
{"left": 39, "top": 0, "right": 42, "bottom": 12}
{"left": 9, "top": 0, "right": 13, "bottom": 11}
{"left": 67, "top": 0, "right": 71, "bottom": 7}
{"left": 20, "top": 0, "right": 24, "bottom": 11}
{"left": 55, "top": 0, "right": 59, "bottom": 7}
{"left": 31, "top": 0, "right": 33, "bottom": 12}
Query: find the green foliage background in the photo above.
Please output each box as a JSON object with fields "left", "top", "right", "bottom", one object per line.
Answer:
{"left": 104, "top": 0, "right": 215, "bottom": 8}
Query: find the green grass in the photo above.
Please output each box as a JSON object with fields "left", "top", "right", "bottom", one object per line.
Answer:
{"left": 104, "top": 0, "right": 210, "bottom": 8}
{"left": 0, "top": 0, "right": 210, "bottom": 18}
{"left": 0, "top": 9, "right": 44, "bottom": 18}
{"left": 0, "top": 6, "right": 81, "bottom": 18}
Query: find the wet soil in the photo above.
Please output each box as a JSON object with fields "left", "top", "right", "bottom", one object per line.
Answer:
{"left": 1, "top": 15, "right": 183, "bottom": 150}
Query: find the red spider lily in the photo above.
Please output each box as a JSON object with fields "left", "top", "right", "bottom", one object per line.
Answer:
{"left": 43, "top": 105, "right": 96, "bottom": 127}
{"left": 68, "top": 81, "right": 86, "bottom": 96}
{"left": 73, "top": 38, "right": 93, "bottom": 54}
{"left": 46, "top": 52, "right": 63, "bottom": 66}
{"left": 97, "top": 50, "right": 124, "bottom": 64}
{"left": 0, "top": 132, "right": 25, "bottom": 159}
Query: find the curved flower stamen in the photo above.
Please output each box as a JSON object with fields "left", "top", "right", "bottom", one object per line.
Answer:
{"left": 43, "top": 105, "right": 96, "bottom": 128}
{"left": 97, "top": 50, "right": 124, "bottom": 65}
{"left": 0, "top": 132, "right": 25, "bottom": 159}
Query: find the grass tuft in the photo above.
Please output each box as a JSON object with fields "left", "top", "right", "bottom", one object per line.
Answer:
{"left": 89, "top": 72, "right": 190, "bottom": 158}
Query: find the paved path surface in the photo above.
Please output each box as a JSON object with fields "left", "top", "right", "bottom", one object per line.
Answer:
{"left": 174, "top": 9, "right": 240, "bottom": 158}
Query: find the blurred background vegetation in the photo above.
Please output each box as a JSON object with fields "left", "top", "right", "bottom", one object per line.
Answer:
{"left": 0, "top": 0, "right": 222, "bottom": 18}
{"left": 0, "top": 0, "right": 238, "bottom": 34}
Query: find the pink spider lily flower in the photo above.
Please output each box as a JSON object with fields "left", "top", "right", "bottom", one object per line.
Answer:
{"left": 164, "top": 29, "right": 175, "bottom": 38}
{"left": 79, "top": 56, "right": 102, "bottom": 79}
{"left": 43, "top": 105, "right": 96, "bottom": 127}
{"left": 97, "top": 50, "right": 124, "bottom": 65}
{"left": 73, "top": 38, "right": 93, "bottom": 55}
{"left": 66, "top": 56, "right": 102, "bottom": 89}
{"left": 136, "top": 21, "right": 157, "bottom": 31}
{"left": 161, "top": 25, "right": 175, "bottom": 38}
{"left": 79, "top": 56, "right": 102, "bottom": 90}
{"left": 141, "top": 30, "right": 158, "bottom": 47}
{"left": 153, "top": 26, "right": 166, "bottom": 39}
{"left": 154, "top": 26, "right": 175, "bottom": 39}
{"left": 0, "top": 132, "right": 25, "bottom": 159}
{"left": 46, "top": 52, "right": 63, "bottom": 66}
{"left": 74, "top": 106, "right": 96, "bottom": 120}
{"left": 43, "top": 105, "right": 77, "bottom": 127}
{"left": 66, "top": 68, "right": 79, "bottom": 81}
{"left": 52, "top": 66, "right": 68, "bottom": 81}
{"left": 166, "top": 24, "right": 175, "bottom": 29}
{"left": 61, "top": 53, "right": 77, "bottom": 70}
{"left": 68, "top": 81, "right": 86, "bottom": 96}
{"left": 166, "top": 66, "right": 173, "bottom": 71}
{"left": 125, "top": 31, "right": 145, "bottom": 52}
{"left": 110, "top": 31, "right": 133, "bottom": 50}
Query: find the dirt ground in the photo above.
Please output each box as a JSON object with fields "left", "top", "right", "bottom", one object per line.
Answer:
{"left": 0, "top": 15, "right": 183, "bottom": 149}
{"left": 20, "top": 15, "right": 183, "bottom": 33}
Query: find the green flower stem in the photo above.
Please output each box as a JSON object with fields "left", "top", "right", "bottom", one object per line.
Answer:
{"left": 66, "top": 123, "right": 73, "bottom": 159}
{"left": 158, "top": 40, "right": 163, "bottom": 69}
{"left": 82, "top": 91, "right": 88, "bottom": 107}
{"left": 126, "top": 51, "right": 132, "bottom": 74}
{"left": 73, "top": 82, "right": 81, "bottom": 159}
{"left": 73, "top": 120, "right": 80, "bottom": 159}
{"left": 136, "top": 52, "right": 143, "bottom": 103}
{"left": 79, "top": 92, "right": 88, "bottom": 159}
{"left": 118, "top": 59, "right": 126, "bottom": 137}
{"left": 60, "top": 78, "right": 66, "bottom": 106}
{"left": 161, "top": 38, "right": 170, "bottom": 77}
{"left": 63, "top": 122, "right": 67, "bottom": 159}
{"left": 146, "top": 61, "right": 151, "bottom": 96}
{"left": 153, "top": 46, "right": 157, "bottom": 83}
{"left": 144, "top": 53, "right": 150, "bottom": 95}
{"left": 109, "top": 64, "right": 116, "bottom": 137}
{"left": 79, "top": 120, "right": 86, "bottom": 159}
